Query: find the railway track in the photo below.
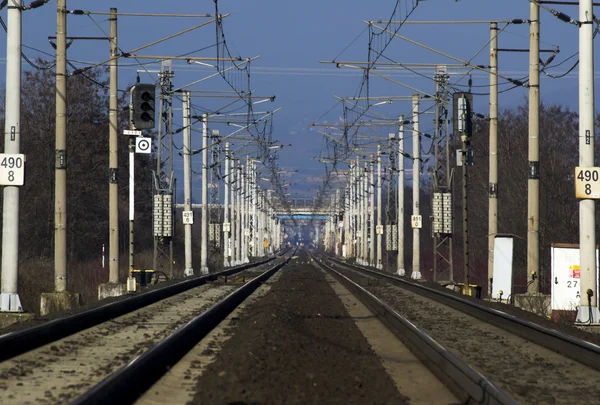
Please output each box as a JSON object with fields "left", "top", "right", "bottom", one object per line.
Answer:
{"left": 0, "top": 250, "right": 293, "bottom": 404}
{"left": 313, "top": 251, "right": 600, "bottom": 405}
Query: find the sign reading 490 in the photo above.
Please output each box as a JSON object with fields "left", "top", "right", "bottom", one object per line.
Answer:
{"left": 575, "top": 166, "right": 600, "bottom": 199}
{"left": 0, "top": 154, "right": 24, "bottom": 186}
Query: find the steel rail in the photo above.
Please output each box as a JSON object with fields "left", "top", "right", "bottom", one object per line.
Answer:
{"left": 0, "top": 250, "right": 289, "bottom": 362}
{"left": 320, "top": 253, "right": 600, "bottom": 372}
{"left": 71, "top": 251, "right": 295, "bottom": 405}
{"left": 311, "top": 253, "right": 517, "bottom": 405}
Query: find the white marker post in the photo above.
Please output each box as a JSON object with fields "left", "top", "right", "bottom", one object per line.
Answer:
{"left": 576, "top": 0, "right": 600, "bottom": 325}
{"left": 1, "top": 0, "right": 24, "bottom": 312}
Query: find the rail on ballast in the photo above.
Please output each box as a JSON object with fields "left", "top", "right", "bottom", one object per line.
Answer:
{"left": 317, "top": 251, "right": 600, "bottom": 373}
{"left": 71, "top": 247, "right": 296, "bottom": 405}
{"left": 311, "top": 251, "right": 518, "bottom": 405}
{"left": 0, "top": 247, "right": 292, "bottom": 362}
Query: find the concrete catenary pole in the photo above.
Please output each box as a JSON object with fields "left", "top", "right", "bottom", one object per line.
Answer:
{"left": 242, "top": 161, "right": 247, "bottom": 260}
{"left": 357, "top": 160, "right": 363, "bottom": 264}
{"left": 335, "top": 188, "right": 340, "bottom": 256}
{"left": 223, "top": 142, "right": 231, "bottom": 267}
{"left": 343, "top": 186, "right": 349, "bottom": 257}
{"left": 200, "top": 113, "right": 209, "bottom": 274}
{"left": 412, "top": 95, "right": 422, "bottom": 280}
{"left": 348, "top": 163, "right": 354, "bottom": 258}
{"left": 251, "top": 162, "right": 257, "bottom": 258}
{"left": 527, "top": 0, "right": 541, "bottom": 293}
{"left": 241, "top": 162, "right": 246, "bottom": 263}
{"left": 108, "top": 8, "right": 119, "bottom": 284}
{"left": 397, "top": 116, "right": 405, "bottom": 276}
{"left": 369, "top": 155, "right": 375, "bottom": 267}
{"left": 232, "top": 157, "right": 239, "bottom": 265}
{"left": 376, "top": 144, "right": 383, "bottom": 269}
{"left": 55, "top": 0, "right": 68, "bottom": 292}
{"left": 363, "top": 162, "right": 369, "bottom": 264}
{"left": 243, "top": 157, "right": 250, "bottom": 263}
{"left": 488, "top": 22, "right": 499, "bottom": 297}
{"left": 344, "top": 161, "right": 354, "bottom": 257}
{"left": 182, "top": 91, "right": 193, "bottom": 276}
{"left": 0, "top": 0, "right": 23, "bottom": 311}
{"left": 577, "top": 0, "right": 600, "bottom": 324}
{"left": 237, "top": 160, "right": 243, "bottom": 264}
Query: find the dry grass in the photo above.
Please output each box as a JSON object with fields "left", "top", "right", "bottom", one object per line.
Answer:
{"left": 13, "top": 240, "right": 222, "bottom": 315}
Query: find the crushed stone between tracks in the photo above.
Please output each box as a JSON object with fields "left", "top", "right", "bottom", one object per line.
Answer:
{"left": 190, "top": 255, "right": 408, "bottom": 405}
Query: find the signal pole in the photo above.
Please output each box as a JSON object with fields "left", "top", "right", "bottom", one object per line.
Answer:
{"left": 527, "top": 0, "right": 541, "bottom": 293}
{"left": 577, "top": 0, "right": 600, "bottom": 324}
{"left": 461, "top": 98, "right": 470, "bottom": 293}
{"left": 1, "top": 0, "right": 23, "bottom": 312}
{"left": 411, "top": 95, "right": 422, "bottom": 280}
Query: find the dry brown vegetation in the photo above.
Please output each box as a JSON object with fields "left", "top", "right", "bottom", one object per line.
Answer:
{"left": 383, "top": 102, "right": 599, "bottom": 297}
{"left": 0, "top": 63, "right": 157, "bottom": 312}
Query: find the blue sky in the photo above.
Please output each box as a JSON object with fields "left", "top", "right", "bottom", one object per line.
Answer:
{"left": 1, "top": 0, "right": 596, "bottom": 200}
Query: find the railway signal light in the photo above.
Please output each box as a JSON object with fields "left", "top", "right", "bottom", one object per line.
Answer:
{"left": 453, "top": 92, "right": 473, "bottom": 141}
{"left": 130, "top": 84, "right": 156, "bottom": 130}
{"left": 339, "top": 211, "right": 344, "bottom": 221}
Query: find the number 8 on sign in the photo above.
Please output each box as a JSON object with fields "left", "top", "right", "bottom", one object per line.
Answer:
{"left": 0, "top": 154, "right": 25, "bottom": 186}
{"left": 575, "top": 167, "right": 600, "bottom": 199}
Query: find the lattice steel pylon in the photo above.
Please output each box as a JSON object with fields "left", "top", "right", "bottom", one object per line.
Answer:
{"left": 153, "top": 60, "right": 175, "bottom": 279}
{"left": 208, "top": 132, "right": 223, "bottom": 266}
{"left": 431, "top": 66, "right": 454, "bottom": 284}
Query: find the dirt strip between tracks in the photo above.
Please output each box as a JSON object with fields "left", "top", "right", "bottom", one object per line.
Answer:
{"left": 334, "top": 265, "right": 600, "bottom": 405}
{"left": 180, "top": 255, "right": 456, "bottom": 405}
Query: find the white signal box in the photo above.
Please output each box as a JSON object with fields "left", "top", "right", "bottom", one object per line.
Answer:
{"left": 153, "top": 194, "right": 173, "bottom": 237}
{"left": 385, "top": 224, "right": 397, "bottom": 251}
{"left": 411, "top": 215, "right": 422, "bottom": 229}
{"left": 162, "top": 194, "right": 173, "bottom": 237}
{"left": 551, "top": 244, "right": 599, "bottom": 311}
{"left": 153, "top": 195, "right": 163, "bottom": 237}
{"left": 0, "top": 154, "right": 25, "bottom": 186}
{"left": 376, "top": 225, "right": 384, "bottom": 235}
{"left": 575, "top": 166, "right": 600, "bottom": 199}
{"left": 432, "top": 192, "right": 452, "bottom": 235}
